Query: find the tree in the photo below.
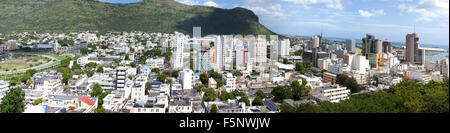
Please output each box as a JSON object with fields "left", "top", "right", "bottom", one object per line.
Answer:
{"left": 86, "top": 62, "right": 97, "bottom": 68}
{"left": 86, "top": 70, "right": 95, "bottom": 78}
{"left": 94, "top": 107, "right": 107, "bottom": 113}
{"left": 291, "top": 81, "right": 310, "bottom": 100}
{"left": 97, "top": 66, "right": 104, "bottom": 73}
{"left": 125, "top": 54, "right": 130, "bottom": 60}
{"left": 216, "top": 80, "right": 224, "bottom": 89}
{"left": 32, "top": 98, "right": 43, "bottom": 105}
{"left": 255, "top": 89, "right": 265, "bottom": 99}
{"left": 203, "top": 88, "right": 218, "bottom": 101}
{"left": 91, "top": 83, "right": 103, "bottom": 97}
{"left": 210, "top": 104, "right": 218, "bottom": 113}
{"left": 200, "top": 73, "right": 209, "bottom": 85}
{"left": 129, "top": 62, "right": 136, "bottom": 68}
{"left": 233, "top": 71, "right": 242, "bottom": 77}
{"left": 239, "top": 96, "right": 250, "bottom": 106}
{"left": 220, "top": 91, "right": 233, "bottom": 101}
{"left": 252, "top": 96, "right": 263, "bottom": 106}
{"left": 271, "top": 86, "right": 292, "bottom": 102}
{"left": 0, "top": 88, "right": 25, "bottom": 113}
{"left": 195, "top": 84, "right": 205, "bottom": 92}
{"left": 336, "top": 74, "right": 361, "bottom": 93}
{"left": 157, "top": 74, "right": 167, "bottom": 83}
{"left": 151, "top": 68, "right": 160, "bottom": 73}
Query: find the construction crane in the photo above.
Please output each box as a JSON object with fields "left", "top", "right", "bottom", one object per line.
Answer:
{"left": 376, "top": 54, "right": 390, "bottom": 77}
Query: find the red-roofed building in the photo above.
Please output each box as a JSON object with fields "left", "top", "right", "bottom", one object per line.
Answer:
{"left": 77, "top": 96, "right": 97, "bottom": 113}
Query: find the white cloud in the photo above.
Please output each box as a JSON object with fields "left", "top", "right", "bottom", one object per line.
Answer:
{"left": 203, "top": 1, "right": 220, "bottom": 7}
{"left": 279, "top": 0, "right": 344, "bottom": 10}
{"left": 175, "top": 0, "right": 199, "bottom": 5}
{"left": 397, "top": 0, "right": 449, "bottom": 23}
{"left": 358, "top": 9, "right": 385, "bottom": 17}
{"left": 243, "top": 0, "right": 292, "bottom": 20}
{"left": 175, "top": 0, "right": 220, "bottom": 7}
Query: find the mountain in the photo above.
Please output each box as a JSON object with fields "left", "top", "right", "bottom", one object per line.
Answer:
{"left": 0, "top": 0, "right": 275, "bottom": 36}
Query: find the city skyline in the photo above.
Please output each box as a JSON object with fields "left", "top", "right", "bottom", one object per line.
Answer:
{"left": 101, "top": 0, "right": 449, "bottom": 47}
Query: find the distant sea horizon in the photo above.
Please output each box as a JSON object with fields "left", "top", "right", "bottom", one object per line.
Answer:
{"left": 288, "top": 35, "right": 449, "bottom": 51}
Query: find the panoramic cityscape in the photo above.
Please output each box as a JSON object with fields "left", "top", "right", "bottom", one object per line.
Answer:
{"left": 0, "top": 0, "right": 448, "bottom": 114}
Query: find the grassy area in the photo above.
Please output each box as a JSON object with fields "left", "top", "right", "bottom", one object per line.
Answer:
{"left": 0, "top": 55, "right": 51, "bottom": 72}
{"left": 45, "top": 54, "right": 72, "bottom": 60}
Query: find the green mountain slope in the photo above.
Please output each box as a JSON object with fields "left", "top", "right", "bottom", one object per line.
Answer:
{"left": 0, "top": 0, "right": 275, "bottom": 35}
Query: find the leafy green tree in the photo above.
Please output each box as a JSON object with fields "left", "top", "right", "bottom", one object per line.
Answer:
{"left": 252, "top": 96, "right": 263, "bottom": 106}
{"left": 239, "top": 96, "right": 250, "bottom": 106}
{"left": 86, "top": 70, "right": 95, "bottom": 78}
{"left": 94, "top": 107, "right": 107, "bottom": 113}
{"left": 151, "top": 68, "right": 160, "bottom": 73}
{"left": 255, "top": 89, "right": 265, "bottom": 99}
{"left": 0, "top": 88, "right": 25, "bottom": 113}
{"left": 203, "top": 88, "right": 218, "bottom": 101}
{"left": 195, "top": 84, "right": 205, "bottom": 92}
{"left": 157, "top": 74, "right": 167, "bottom": 83}
{"left": 210, "top": 104, "right": 218, "bottom": 113}
{"left": 97, "top": 66, "right": 104, "bottom": 73}
{"left": 233, "top": 71, "right": 242, "bottom": 77}
{"left": 216, "top": 79, "right": 224, "bottom": 89}
{"left": 271, "top": 86, "right": 292, "bottom": 102}
{"left": 200, "top": 73, "right": 209, "bottom": 85}
{"left": 86, "top": 62, "right": 97, "bottom": 68}
{"left": 32, "top": 98, "right": 43, "bottom": 105}
{"left": 90, "top": 83, "right": 103, "bottom": 97}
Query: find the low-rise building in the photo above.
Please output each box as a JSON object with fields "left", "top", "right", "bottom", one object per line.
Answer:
{"left": 311, "top": 85, "right": 350, "bottom": 103}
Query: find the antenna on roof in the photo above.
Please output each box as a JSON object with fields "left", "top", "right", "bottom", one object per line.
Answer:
{"left": 414, "top": 24, "right": 416, "bottom": 34}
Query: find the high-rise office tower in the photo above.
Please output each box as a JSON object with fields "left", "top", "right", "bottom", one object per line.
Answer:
{"left": 362, "top": 34, "right": 376, "bottom": 56}
{"left": 406, "top": 33, "right": 424, "bottom": 65}
{"left": 346, "top": 39, "right": 356, "bottom": 54}
{"left": 376, "top": 40, "right": 383, "bottom": 54}
{"left": 382, "top": 40, "right": 392, "bottom": 53}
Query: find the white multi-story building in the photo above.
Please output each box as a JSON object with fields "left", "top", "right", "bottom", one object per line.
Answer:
{"left": 131, "top": 75, "right": 147, "bottom": 102}
{"left": 146, "top": 57, "right": 164, "bottom": 68}
{"left": 255, "top": 37, "right": 268, "bottom": 64}
{"left": 180, "top": 69, "right": 194, "bottom": 90}
{"left": 171, "top": 33, "right": 185, "bottom": 69}
{"left": 214, "top": 35, "right": 224, "bottom": 71}
{"left": 223, "top": 73, "right": 236, "bottom": 92}
{"left": 318, "top": 58, "right": 331, "bottom": 70}
{"left": 278, "top": 39, "right": 290, "bottom": 58}
{"left": 351, "top": 55, "right": 370, "bottom": 74}
{"left": 312, "top": 85, "right": 350, "bottom": 103}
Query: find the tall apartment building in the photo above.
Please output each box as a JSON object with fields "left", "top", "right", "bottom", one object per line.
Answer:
{"left": 214, "top": 36, "right": 224, "bottom": 71}
{"left": 255, "top": 37, "right": 268, "bottom": 64}
{"left": 310, "top": 36, "right": 320, "bottom": 50}
{"left": 115, "top": 67, "right": 127, "bottom": 90}
{"left": 406, "top": 33, "right": 425, "bottom": 65}
{"left": 278, "top": 39, "right": 290, "bottom": 58}
{"left": 171, "top": 33, "right": 185, "bottom": 69}
{"left": 223, "top": 73, "right": 236, "bottom": 92}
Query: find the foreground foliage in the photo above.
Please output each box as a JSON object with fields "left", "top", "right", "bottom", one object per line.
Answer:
{"left": 280, "top": 79, "right": 449, "bottom": 113}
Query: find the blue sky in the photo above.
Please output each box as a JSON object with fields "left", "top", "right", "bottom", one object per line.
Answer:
{"left": 101, "top": 0, "right": 449, "bottom": 46}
